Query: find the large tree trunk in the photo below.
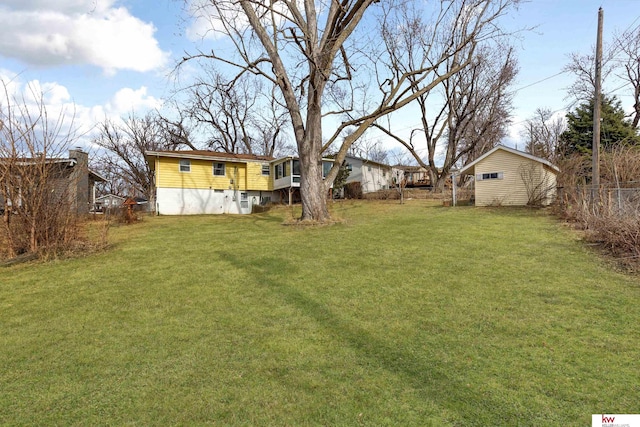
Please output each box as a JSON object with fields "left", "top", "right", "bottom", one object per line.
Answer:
{"left": 298, "top": 99, "right": 330, "bottom": 222}
{"left": 299, "top": 152, "right": 329, "bottom": 221}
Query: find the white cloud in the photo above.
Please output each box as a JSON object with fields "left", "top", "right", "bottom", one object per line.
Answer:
{"left": 186, "top": 0, "right": 249, "bottom": 41}
{"left": 0, "top": 1, "right": 168, "bottom": 74}
{"left": 1, "top": 73, "right": 163, "bottom": 151}
{"left": 106, "top": 86, "right": 163, "bottom": 115}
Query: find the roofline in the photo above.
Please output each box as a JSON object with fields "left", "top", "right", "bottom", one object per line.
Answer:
{"left": 95, "top": 194, "right": 126, "bottom": 200}
{"left": 344, "top": 155, "right": 392, "bottom": 169}
{"left": 270, "top": 156, "right": 336, "bottom": 164}
{"left": 459, "top": 145, "right": 560, "bottom": 175}
{"left": 145, "top": 150, "right": 273, "bottom": 164}
{"left": 89, "top": 169, "right": 108, "bottom": 182}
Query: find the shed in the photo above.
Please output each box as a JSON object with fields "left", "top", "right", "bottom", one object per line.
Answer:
{"left": 459, "top": 145, "right": 560, "bottom": 207}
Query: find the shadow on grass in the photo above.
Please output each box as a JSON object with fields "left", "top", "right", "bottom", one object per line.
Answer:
{"left": 223, "top": 252, "right": 524, "bottom": 424}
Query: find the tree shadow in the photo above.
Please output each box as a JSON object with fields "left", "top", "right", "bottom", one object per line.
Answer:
{"left": 222, "top": 252, "right": 528, "bottom": 424}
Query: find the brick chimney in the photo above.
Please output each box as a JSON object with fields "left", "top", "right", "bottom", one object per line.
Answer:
{"left": 69, "top": 148, "right": 89, "bottom": 214}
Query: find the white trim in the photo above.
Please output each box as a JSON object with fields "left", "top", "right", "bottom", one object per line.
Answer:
{"left": 145, "top": 151, "right": 272, "bottom": 164}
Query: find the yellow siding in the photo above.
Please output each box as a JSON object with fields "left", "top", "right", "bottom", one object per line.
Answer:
{"left": 246, "top": 162, "right": 272, "bottom": 191}
{"left": 156, "top": 157, "right": 249, "bottom": 190}
{"left": 475, "top": 150, "right": 542, "bottom": 206}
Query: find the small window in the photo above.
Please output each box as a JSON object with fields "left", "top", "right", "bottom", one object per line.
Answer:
{"left": 241, "top": 192, "right": 248, "bottom": 209}
{"left": 214, "top": 189, "right": 224, "bottom": 194}
{"left": 346, "top": 163, "right": 352, "bottom": 171}
{"left": 367, "top": 165, "right": 372, "bottom": 172}
{"left": 213, "top": 163, "right": 225, "bottom": 176}
{"left": 382, "top": 170, "right": 386, "bottom": 177}
{"left": 179, "top": 159, "right": 191, "bottom": 172}
{"left": 261, "top": 164, "right": 270, "bottom": 176}
{"left": 477, "top": 172, "right": 503, "bottom": 181}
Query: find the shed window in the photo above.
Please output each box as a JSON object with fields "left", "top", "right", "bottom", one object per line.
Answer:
{"left": 213, "top": 163, "right": 226, "bottom": 176}
{"left": 179, "top": 159, "right": 191, "bottom": 172}
{"left": 477, "top": 172, "right": 503, "bottom": 181}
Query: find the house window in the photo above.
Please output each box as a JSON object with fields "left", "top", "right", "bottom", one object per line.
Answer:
{"left": 213, "top": 163, "right": 225, "bottom": 176}
{"left": 367, "top": 165, "right": 372, "bottom": 172}
{"left": 275, "top": 163, "right": 283, "bottom": 179}
{"left": 179, "top": 159, "right": 191, "bottom": 172}
{"left": 240, "top": 192, "right": 248, "bottom": 209}
{"left": 322, "top": 161, "right": 332, "bottom": 178}
{"left": 292, "top": 159, "right": 300, "bottom": 176}
{"left": 346, "top": 163, "right": 352, "bottom": 171}
{"left": 477, "top": 172, "right": 503, "bottom": 180}
{"left": 382, "top": 170, "right": 386, "bottom": 177}
{"left": 261, "top": 164, "right": 270, "bottom": 176}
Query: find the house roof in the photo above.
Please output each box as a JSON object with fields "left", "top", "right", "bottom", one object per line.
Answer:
{"left": 89, "top": 170, "right": 108, "bottom": 182}
{"left": 459, "top": 145, "right": 560, "bottom": 176}
{"left": 344, "top": 155, "right": 392, "bottom": 169}
{"left": 393, "top": 165, "right": 429, "bottom": 173}
{"left": 145, "top": 150, "right": 275, "bottom": 164}
{"left": 2, "top": 157, "right": 108, "bottom": 182}
{"left": 96, "top": 194, "right": 126, "bottom": 201}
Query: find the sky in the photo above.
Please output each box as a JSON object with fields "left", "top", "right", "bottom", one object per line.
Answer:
{"left": 0, "top": 0, "right": 638, "bottom": 162}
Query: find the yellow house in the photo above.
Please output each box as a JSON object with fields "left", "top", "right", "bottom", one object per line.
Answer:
{"left": 145, "top": 150, "right": 274, "bottom": 215}
{"left": 459, "top": 145, "right": 560, "bottom": 207}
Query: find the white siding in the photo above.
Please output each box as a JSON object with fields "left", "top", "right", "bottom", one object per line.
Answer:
{"left": 345, "top": 157, "right": 392, "bottom": 193}
{"left": 156, "top": 188, "right": 267, "bottom": 215}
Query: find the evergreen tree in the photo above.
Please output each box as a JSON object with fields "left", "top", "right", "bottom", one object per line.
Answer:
{"left": 559, "top": 95, "right": 640, "bottom": 154}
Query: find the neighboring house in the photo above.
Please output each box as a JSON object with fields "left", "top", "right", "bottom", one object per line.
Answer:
{"left": 145, "top": 150, "right": 275, "bottom": 215}
{"left": 343, "top": 155, "right": 393, "bottom": 193}
{"left": 0, "top": 149, "right": 106, "bottom": 214}
{"left": 459, "top": 145, "right": 560, "bottom": 206}
{"left": 94, "top": 194, "right": 125, "bottom": 212}
{"left": 392, "top": 165, "right": 431, "bottom": 188}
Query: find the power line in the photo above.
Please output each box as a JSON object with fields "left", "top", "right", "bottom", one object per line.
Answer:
{"left": 512, "top": 71, "right": 567, "bottom": 93}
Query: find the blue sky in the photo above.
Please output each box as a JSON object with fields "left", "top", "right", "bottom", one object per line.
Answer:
{"left": 0, "top": 0, "right": 638, "bottom": 159}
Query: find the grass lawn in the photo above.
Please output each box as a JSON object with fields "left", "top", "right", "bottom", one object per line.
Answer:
{"left": 1, "top": 200, "right": 638, "bottom": 425}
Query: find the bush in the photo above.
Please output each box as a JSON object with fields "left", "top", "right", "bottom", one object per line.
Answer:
{"left": 344, "top": 182, "right": 362, "bottom": 199}
{"left": 363, "top": 190, "right": 399, "bottom": 200}
{"left": 556, "top": 147, "right": 640, "bottom": 271}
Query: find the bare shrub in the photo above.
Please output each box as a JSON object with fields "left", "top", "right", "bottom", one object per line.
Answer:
{"left": 518, "top": 162, "right": 558, "bottom": 207}
{"left": 0, "top": 79, "right": 90, "bottom": 260}
{"left": 556, "top": 147, "right": 640, "bottom": 270}
{"left": 344, "top": 182, "right": 362, "bottom": 199}
{"left": 363, "top": 190, "right": 399, "bottom": 200}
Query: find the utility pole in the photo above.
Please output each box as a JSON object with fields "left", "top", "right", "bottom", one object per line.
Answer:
{"left": 592, "top": 7, "right": 603, "bottom": 195}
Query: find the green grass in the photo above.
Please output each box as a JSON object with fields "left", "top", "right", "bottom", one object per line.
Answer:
{"left": 1, "top": 200, "right": 638, "bottom": 426}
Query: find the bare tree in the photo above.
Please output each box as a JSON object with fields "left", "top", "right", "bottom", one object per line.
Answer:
{"left": 375, "top": 41, "right": 517, "bottom": 191}
{"left": 183, "top": 68, "right": 291, "bottom": 156}
{"left": 182, "top": 0, "right": 519, "bottom": 221}
{"left": 564, "top": 48, "right": 616, "bottom": 105}
{"left": 0, "top": 79, "right": 84, "bottom": 258}
{"left": 521, "top": 108, "right": 567, "bottom": 161}
{"left": 613, "top": 27, "right": 640, "bottom": 128}
{"left": 94, "top": 113, "right": 188, "bottom": 204}
{"left": 348, "top": 137, "right": 388, "bottom": 163}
